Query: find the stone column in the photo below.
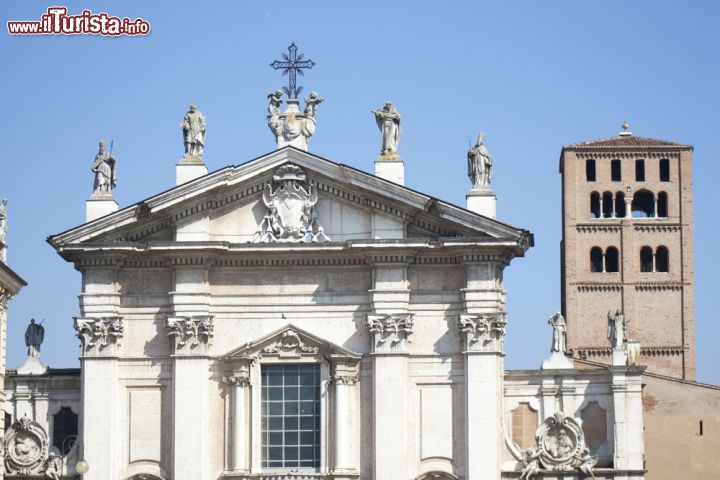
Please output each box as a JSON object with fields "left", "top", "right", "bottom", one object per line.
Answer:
{"left": 169, "top": 261, "right": 213, "bottom": 480}
{"left": 74, "top": 316, "right": 124, "bottom": 480}
{"left": 367, "top": 313, "right": 413, "bottom": 480}
{"left": 167, "top": 315, "right": 213, "bottom": 480}
{"left": 458, "top": 314, "right": 505, "bottom": 480}
{"left": 330, "top": 357, "right": 360, "bottom": 476}
{"left": 611, "top": 367, "right": 645, "bottom": 472}
{"left": 224, "top": 362, "right": 251, "bottom": 473}
{"left": 366, "top": 255, "right": 412, "bottom": 480}
{"left": 458, "top": 253, "right": 508, "bottom": 480}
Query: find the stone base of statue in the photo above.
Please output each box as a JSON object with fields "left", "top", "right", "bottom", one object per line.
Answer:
{"left": 375, "top": 151, "right": 404, "bottom": 185}
{"left": 86, "top": 193, "right": 118, "bottom": 222}
{"left": 466, "top": 187, "right": 496, "bottom": 218}
{"left": 176, "top": 154, "right": 208, "bottom": 185}
{"left": 16, "top": 355, "right": 47, "bottom": 375}
{"left": 612, "top": 347, "right": 628, "bottom": 366}
{"left": 270, "top": 99, "right": 316, "bottom": 151}
{"left": 541, "top": 351, "right": 575, "bottom": 370}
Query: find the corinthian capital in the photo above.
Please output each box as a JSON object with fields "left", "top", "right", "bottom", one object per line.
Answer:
{"left": 366, "top": 313, "right": 414, "bottom": 353}
{"left": 166, "top": 316, "right": 214, "bottom": 353}
{"left": 457, "top": 313, "right": 506, "bottom": 352}
{"left": 74, "top": 316, "right": 124, "bottom": 353}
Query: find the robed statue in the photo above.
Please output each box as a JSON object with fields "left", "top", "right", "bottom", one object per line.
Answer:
{"left": 181, "top": 104, "right": 206, "bottom": 156}
{"left": 607, "top": 309, "right": 627, "bottom": 349}
{"left": 372, "top": 101, "right": 401, "bottom": 155}
{"left": 468, "top": 132, "right": 493, "bottom": 188}
{"left": 25, "top": 318, "right": 44, "bottom": 358}
{"left": 548, "top": 312, "right": 567, "bottom": 353}
{"left": 91, "top": 139, "right": 117, "bottom": 195}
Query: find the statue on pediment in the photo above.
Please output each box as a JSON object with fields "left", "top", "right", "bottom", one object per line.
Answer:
{"left": 372, "top": 101, "right": 401, "bottom": 158}
{"left": 468, "top": 132, "right": 492, "bottom": 189}
{"left": 607, "top": 309, "right": 627, "bottom": 349}
{"left": 181, "top": 104, "right": 206, "bottom": 156}
{"left": 91, "top": 139, "right": 117, "bottom": 195}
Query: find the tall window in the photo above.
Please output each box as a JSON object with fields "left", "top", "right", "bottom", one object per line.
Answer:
{"left": 602, "top": 192, "right": 613, "bottom": 218}
{"left": 590, "top": 247, "right": 603, "bottom": 273}
{"left": 635, "top": 159, "right": 645, "bottom": 181}
{"left": 605, "top": 247, "right": 619, "bottom": 273}
{"left": 590, "top": 192, "right": 601, "bottom": 219}
{"left": 657, "top": 192, "right": 668, "bottom": 218}
{"left": 611, "top": 159, "right": 622, "bottom": 181}
{"left": 656, "top": 246, "right": 669, "bottom": 272}
{"left": 586, "top": 159, "right": 596, "bottom": 182}
{"left": 615, "top": 191, "right": 626, "bottom": 218}
{"left": 262, "top": 364, "right": 321, "bottom": 470}
{"left": 52, "top": 407, "right": 78, "bottom": 455}
{"left": 660, "top": 159, "right": 670, "bottom": 182}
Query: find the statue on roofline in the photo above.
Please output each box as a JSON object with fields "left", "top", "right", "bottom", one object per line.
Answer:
{"left": 91, "top": 139, "right": 117, "bottom": 195}
{"left": 181, "top": 104, "right": 206, "bottom": 156}
{"left": 468, "top": 131, "right": 493, "bottom": 189}
{"left": 372, "top": 101, "right": 401, "bottom": 157}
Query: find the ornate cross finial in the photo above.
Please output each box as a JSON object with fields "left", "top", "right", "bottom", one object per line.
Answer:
{"left": 270, "top": 42, "right": 315, "bottom": 99}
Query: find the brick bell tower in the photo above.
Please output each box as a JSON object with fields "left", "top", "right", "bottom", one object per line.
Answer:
{"left": 560, "top": 123, "right": 695, "bottom": 379}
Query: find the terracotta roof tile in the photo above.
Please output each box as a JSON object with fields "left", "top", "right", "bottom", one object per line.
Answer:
{"left": 565, "top": 135, "right": 691, "bottom": 149}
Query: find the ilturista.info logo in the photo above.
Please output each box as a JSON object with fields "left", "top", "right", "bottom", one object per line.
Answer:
{"left": 7, "top": 7, "right": 150, "bottom": 36}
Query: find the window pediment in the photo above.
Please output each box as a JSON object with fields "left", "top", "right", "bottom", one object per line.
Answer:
{"left": 222, "top": 324, "right": 360, "bottom": 360}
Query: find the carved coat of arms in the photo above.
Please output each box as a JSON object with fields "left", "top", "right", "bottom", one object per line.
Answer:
{"left": 253, "top": 164, "right": 330, "bottom": 243}
{"left": 4, "top": 416, "right": 49, "bottom": 475}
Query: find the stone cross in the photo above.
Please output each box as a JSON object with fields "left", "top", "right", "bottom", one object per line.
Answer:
{"left": 270, "top": 42, "right": 315, "bottom": 99}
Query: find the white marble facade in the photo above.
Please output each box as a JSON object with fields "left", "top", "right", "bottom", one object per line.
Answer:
{"left": 4, "top": 147, "right": 645, "bottom": 480}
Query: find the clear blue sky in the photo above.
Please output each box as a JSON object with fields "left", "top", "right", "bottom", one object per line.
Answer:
{"left": 2, "top": 1, "right": 718, "bottom": 383}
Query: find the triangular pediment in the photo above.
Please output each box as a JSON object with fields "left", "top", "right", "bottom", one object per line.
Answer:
{"left": 223, "top": 324, "right": 359, "bottom": 359}
{"left": 48, "top": 147, "right": 531, "bottom": 252}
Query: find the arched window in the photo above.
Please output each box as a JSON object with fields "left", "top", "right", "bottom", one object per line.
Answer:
{"left": 53, "top": 407, "right": 78, "bottom": 455}
{"left": 615, "top": 191, "right": 626, "bottom": 218}
{"left": 590, "top": 247, "right": 604, "bottom": 273}
{"left": 602, "top": 192, "right": 614, "bottom": 218}
{"left": 657, "top": 192, "right": 668, "bottom": 218}
{"left": 590, "top": 192, "right": 601, "bottom": 219}
{"left": 656, "top": 246, "right": 669, "bottom": 272}
{"left": 586, "top": 159, "right": 597, "bottom": 182}
{"left": 660, "top": 159, "right": 670, "bottom": 182}
{"left": 640, "top": 246, "right": 654, "bottom": 272}
{"left": 632, "top": 190, "right": 655, "bottom": 217}
{"left": 635, "top": 159, "right": 645, "bottom": 181}
{"left": 611, "top": 159, "right": 622, "bottom": 181}
{"left": 605, "top": 247, "right": 619, "bottom": 273}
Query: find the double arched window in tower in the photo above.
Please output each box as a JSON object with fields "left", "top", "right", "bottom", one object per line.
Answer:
{"left": 590, "top": 190, "right": 667, "bottom": 219}
{"left": 591, "top": 245, "right": 669, "bottom": 273}
{"left": 640, "top": 246, "right": 669, "bottom": 273}
{"left": 590, "top": 246, "right": 619, "bottom": 273}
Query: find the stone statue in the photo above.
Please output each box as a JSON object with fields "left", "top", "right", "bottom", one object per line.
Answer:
{"left": 372, "top": 101, "right": 401, "bottom": 156}
{"left": 607, "top": 309, "right": 627, "bottom": 349}
{"left": 519, "top": 448, "right": 542, "bottom": 480}
{"left": 467, "top": 132, "right": 493, "bottom": 189}
{"left": 25, "top": 318, "right": 44, "bottom": 358}
{"left": 303, "top": 91, "right": 324, "bottom": 119}
{"left": 181, "top": 104, "right": 206, "bottom": 156}
{"left": 44, "top": 451, "right": 62, "bottom": 480}
{"left": 548, "top": 312, "right": 567, "bottom": 353}
{"left": 268, "top": 89, "right": 283, "bottom": 116}
{"left": 91, "top": 139, "right": 117, "bottom": 195}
